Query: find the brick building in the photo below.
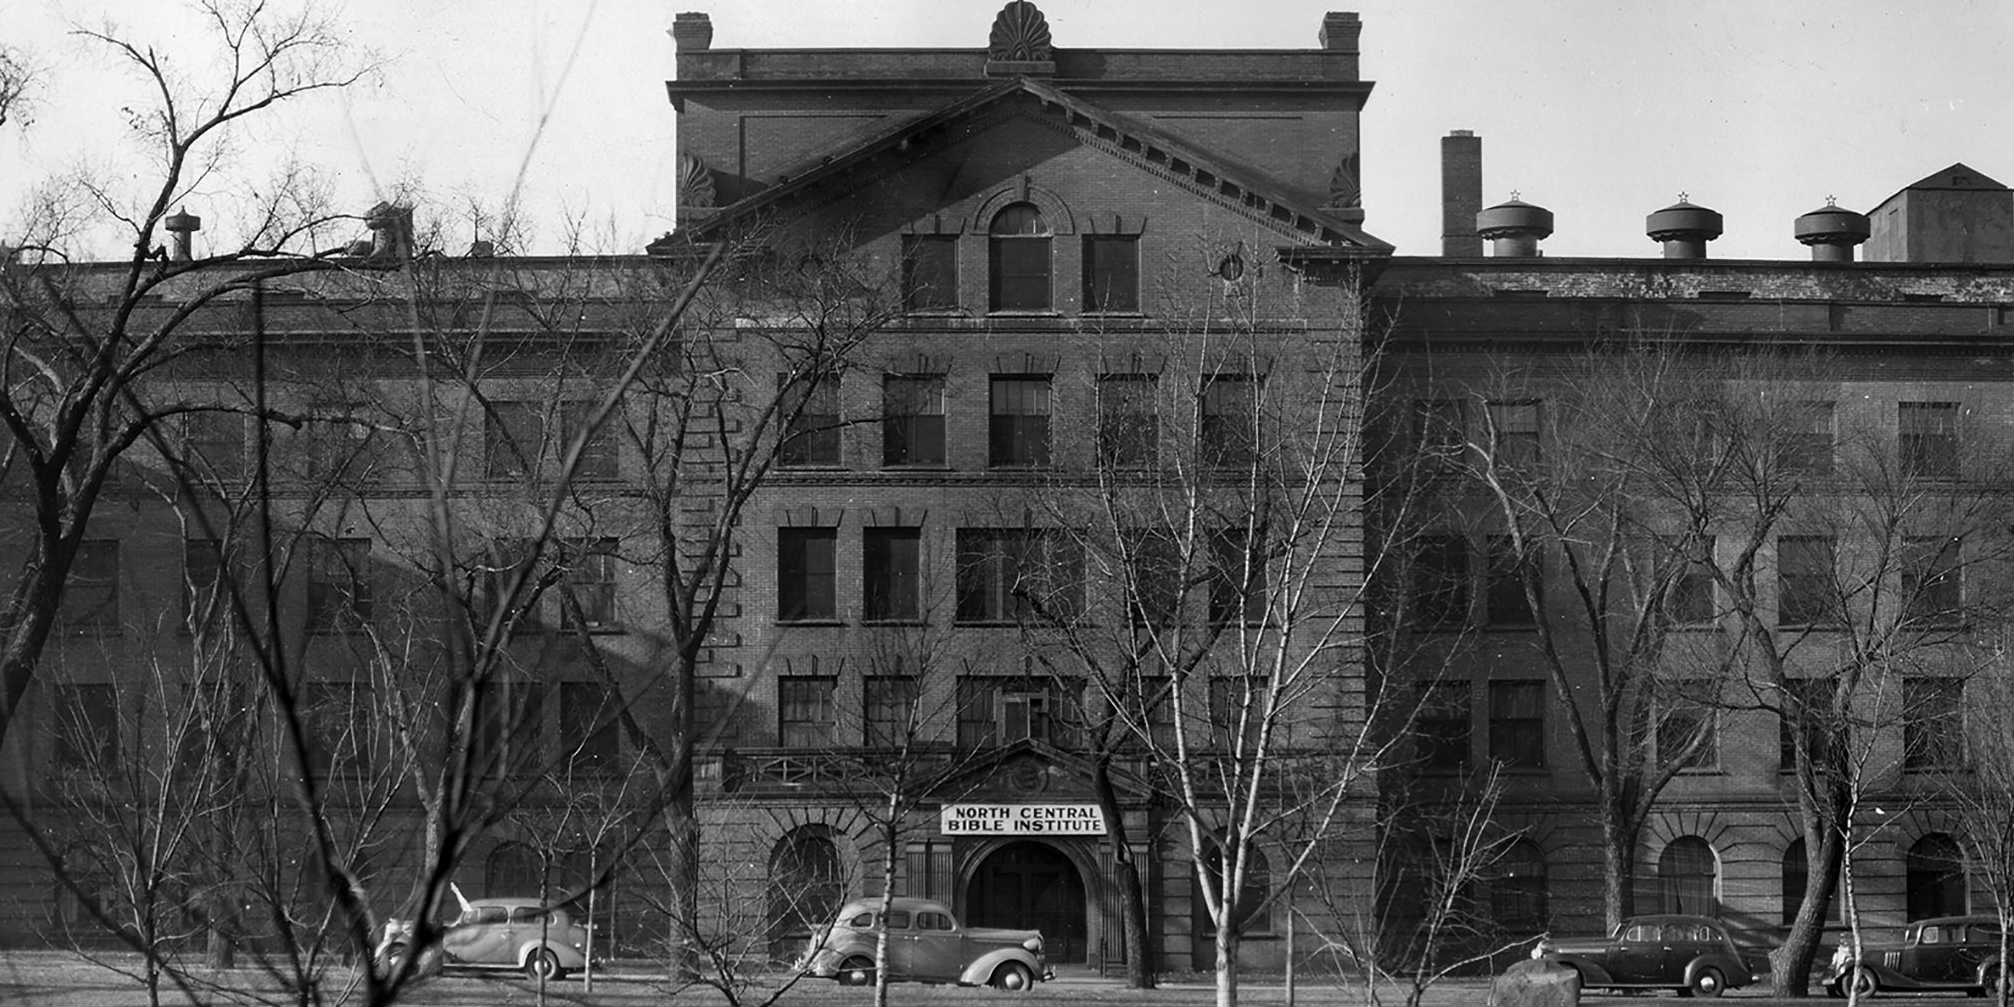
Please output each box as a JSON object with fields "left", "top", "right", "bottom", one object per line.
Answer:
{"left": 3, "top": 0, "right": 2011, "bottom": 983}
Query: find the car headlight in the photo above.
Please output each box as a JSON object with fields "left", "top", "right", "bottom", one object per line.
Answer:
{"left": 1022, "top": 936, "right": 1042, "bottom": 953}
{"left": 1530, "top": 944, "right": 1544, "bottom": 960}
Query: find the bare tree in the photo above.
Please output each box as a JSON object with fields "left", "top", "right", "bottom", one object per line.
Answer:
{"left": 0, "top": 42, "right": 37, "bottom": 129}
{"left": 1943, "top": 644, "right": 2014, "bottom": 1007}
{"left": 0, "top": 0, "right": 370, "bottom": 750}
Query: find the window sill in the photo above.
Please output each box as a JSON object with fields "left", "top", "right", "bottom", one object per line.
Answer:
{"left": 775, "top": 464, "right": 848, "bottom": 472}
{"left": 1081, "top": 310, "right": 1145, "bottom": 318}
{"left": 986, "top": 310, "right": 1061, "bottom": 318}
{"left": 776, "top": 618, "right": 846, "bottom": 627}
{"left": 862, "top": 618, "right": 928, "bottom": 627}
{"left": 880, "top": 463, "right": 952, "bottom": 471}
{"left": 903, "top": 307, "right": 966, "bottom": 317}
{"left": 986, "top": 464, "right": 1055, "bottom": 471}
{"left": 561, "top": 624, "right": 627, "bottom": 635}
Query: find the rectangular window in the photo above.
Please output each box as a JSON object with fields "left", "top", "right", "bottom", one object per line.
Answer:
{"left": 1778, "top": 678, "right": 1833, "bottom": 771}
{"left": 989, "top": 235, "right": 1051, "bottom": 311}
{"left": 185, "top": 411, "right": 246, "bottom": 482}
{"left": 559, "top": 682, "right": 619, "bottom": 771}
{"left": 1209, "top": 527, "right": 1266, "bottom": 627}
{"left": 1127, "top": 529, "right": 1182, "bottom": 628}
{"left": 902, "top": 235, "right": 960, "bottom": 311}
{"left": 1903, "top": 677, "right": 1965, "bottom": 770}
{"left": 52, "top": 684, "right": 118, "bottom": 769}
{"left": 780, "top": 379, "right": 841, "bottom": 467}
{"left": 63, "top": 540, "right": 120, "bottom": 631}
{"left": 1415, "top": 398, "right": 1471, "bottom": 468}
{"left": 1138, "top": 676, "right": 1176, "bottom": 750}
{"left": 1097, "top": 374, "right": 1158, "bottom": 468}
{"left": 1200, "top": 375, "right": 1259, "bottom": 466}
{"left": 863, "top": 527, "right": 923, "bottom": 622}
{"left": 777, "top": 528, "right": 839, "bottom": 622}
{"left": 955, "top": 529, "right": 1082, "bottom": 623}
{"left": 560, "top": 538, "right": 619, "bottom": 629}
{"left": 183, "top": 539, "right": 223, "bottom": 629}
{"left": 882, "top": 375, "right": 946, "bottom": 467}
{"left": 305, "top": 405, "right": 376, "bottom": 485}
{"left": 864, "top": 675, "right": 919, "bottom": 747}
{"left": 1485, "top": 535, "right": 1537, "bottom": 627}
{"left": 1488, "top": 681, "right": 1545, "bottom": 768}
{"left": 989, "top": 376, "right": 1052, "bottom": 468}
{"left": 473, "top": 680, "right": 544, "bottom": 777}
{"left": 1777, "top": 535, "right": 1836, "bottom": 627}
{"left": 485, "top": 400, "right": 542, "bottom": 479}
{"left": 1658, "top": 678, "right": 1719, "bottom": 769}
{"left": 778, "top": 677, "right": 837, "bottom": 748}
{"left": 956, "top": 676, "right": 1077, "bottom": 748}
{"left": 1411, "top": 534, "right": 1470, "bottom": 630}
{"left": 1899, "top": 402, "right": 1959, "bottom": 480}
{"left": 560, "top": 400, "right": 619, "bottom": 480}
{"left": 306, "top": 538, "right": 373, "bottom": 632}
{"left": 1666, "top": 540, "right": 1716, "bottom": 625}
{"left": 1487, "top": 400, "right": 1541, "bottom": 469}
{"left": 1784, "top": 401, "right": 1835, "bottom": 476}
{"left": 1208, "top": 677, "right": 1265, "bottom": 750}
{"left": 1082, "top": 235, "right": 1140, "bottom": 313}
{"left": 1417, "top": 681, "right": 1471, "bottom": 770}
{"left": 1902, "top": 536, "right": 1963, "bottom": 628}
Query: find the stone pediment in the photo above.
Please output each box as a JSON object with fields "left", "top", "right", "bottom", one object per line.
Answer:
{"left": 678, "top": 76, "right": 1390, "bottom": 255}
{"left": 932, "top": 739, "right": 1155, "bottom": 805}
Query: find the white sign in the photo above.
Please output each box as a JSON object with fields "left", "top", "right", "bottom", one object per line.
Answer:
{"left": 940, "top": 803, "right": 1108, "bottom": 836}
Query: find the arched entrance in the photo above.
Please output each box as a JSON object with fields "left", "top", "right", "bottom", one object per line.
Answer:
{"left": 965, "top": 841, "right": 1088, "bottom": 963}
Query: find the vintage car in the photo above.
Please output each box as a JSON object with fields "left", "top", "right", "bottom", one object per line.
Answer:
{"left": 377, "top": 896, "right": 595, "bottom": 981}
{"left": 800, "top": 896, "right": 1050, "bottom": 990}
{"left": 1825, "top": 914, "right": 2008, "bottom": 998}
{"left": 1531, "top": 913, "right": 1759, "bottom": 997}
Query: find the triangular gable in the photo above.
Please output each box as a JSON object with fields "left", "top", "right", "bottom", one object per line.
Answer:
{"left": 680, "top": 77, "right": 1391, "bottom": 254}
{"left": 1903, "top": 162, "right": 2009, "bottom": 192}
{"left": 930, "top": 738, "right": 1157, "bottom": 804}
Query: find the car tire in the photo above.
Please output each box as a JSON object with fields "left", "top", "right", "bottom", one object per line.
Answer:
{"left": 989, "top": 961, "right": 1034, "bottom": 991}
{"left": 525, "top": 947, "right": 564, "bottom": 982}
{"left": 1850, "top": 965, "right": 1879, "bottom": 999}
{"left": 1685, "top": 966, "right": 1725, "bottom": 998}
{"left": 1826, "top": 978, "right": 1846, "bottom": 999}
{"left": 836, "top": 956, "right": 876, "bottom": 986}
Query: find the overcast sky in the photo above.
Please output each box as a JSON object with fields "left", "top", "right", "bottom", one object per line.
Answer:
{"left": 4, "top": 0, "right": 2012, "bottom": 259}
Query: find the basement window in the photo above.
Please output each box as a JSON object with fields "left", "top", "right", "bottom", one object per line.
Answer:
{"left": 1696, "top": 290, "right": 1751, "bottom": 300}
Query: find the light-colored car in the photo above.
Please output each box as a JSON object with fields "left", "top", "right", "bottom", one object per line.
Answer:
{"left": 377, "top": 896, "right": 594, "bottom": 980}
{"left": 1531, "top": 914, "right": 1759, "bottom": 997}
{"left": 801, "top": 896, "right": 1050, "bottom": 990}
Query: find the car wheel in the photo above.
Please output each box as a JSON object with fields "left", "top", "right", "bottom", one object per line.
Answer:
{"left": 1850, "top": 965, "right": 1879, "bottom": 999}
{"left": 1826, "top": 978, "right": 1846, "bottom": 999}
{"left": 525, "top": 947, "right": 564, "bottom": 981}
{"left": 989, "top": 961, "right": 1033, "bottom": 991}
{"left": 836, "top": 956, "right": 876, "bottom": 986}
{"left": 1686, "top": 967, "right": 1725, "bottom": 998}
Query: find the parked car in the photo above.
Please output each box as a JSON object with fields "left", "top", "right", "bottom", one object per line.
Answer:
{"left": 376, "top": 896, "right": 595, "bottom": 980}
{"left": 800, "top": 896, "right": 1050, "bottom": 990}
{"left": 1825, "top": 915, "right": 2008, "bottom": 998}
{"left": 1531, "top": 913, "right": 1759, "bottom": 997}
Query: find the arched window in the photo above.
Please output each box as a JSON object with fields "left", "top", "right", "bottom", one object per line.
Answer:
{"left": 1194, "top": 842, "right": 1271, "bottom": 935}
{"left": 768, "top": 827, "right": 844, "bottom": 958}
{"left": 1905, "top": 833, "right": 1967, "bottom": 920}
{"left": 989, "top": 203, "right": 1052, "bottom": 311}
{"left": 486, "top": 842, "right": 545, "bottom": 897}
{"left": 1489, "top": 840, "right": 1548, "bottom": 935}
{"left": 1657, "top": 836, "right": 1717, "bottom": 915}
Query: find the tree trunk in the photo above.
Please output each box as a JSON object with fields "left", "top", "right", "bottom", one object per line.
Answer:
{"left": 1772, "top": 817, "right": 1847, "bottom": 997}
{"left": 665, "top": 790, "right": 699, "bottom": 983}
{"left": 1600, "top": 810, "right": 1635, "bottom": 933}
{"left": 1091, "top": 755, "right": 1154, "bottom": 987}
{"left": 1215, "top": 920, "right": 1240, "bottom": 1007}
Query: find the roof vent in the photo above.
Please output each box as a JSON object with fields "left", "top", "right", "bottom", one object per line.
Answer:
{"left": 1476, "top": 195, "right": 1553, "bottom": 258}
{"left": 1793, "top": 199, "right": 1871, "bottom": 262}
{"left": 1646, "top": 196, "right": 1722, "bottom": 259}
{"left": 163, "top": 207, "right": 202, "bottom": 262}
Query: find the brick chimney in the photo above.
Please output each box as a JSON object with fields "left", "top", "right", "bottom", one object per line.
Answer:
{"left": 672, "top": 12, "right": 713, "bottom": 53}
{"left": 1441, "top": 131, "right": 1483, "bottom": 257}
{"left": 1319, "top": 12, "right": 1361, "bottom": 53}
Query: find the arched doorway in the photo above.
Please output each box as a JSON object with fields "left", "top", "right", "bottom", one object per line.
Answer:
{"left": 966, "top": 841, "right": 1087, "bottom": 963}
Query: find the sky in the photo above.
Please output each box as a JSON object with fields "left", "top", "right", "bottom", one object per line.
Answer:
{"left": 3, "top": 0, "right": 2012, "bottom": 260}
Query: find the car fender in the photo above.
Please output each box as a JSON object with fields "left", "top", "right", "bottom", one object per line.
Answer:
{"left": 1544, "top": 956, "right": 1615, "bottom": 986}
{"left": 1685, "top": 954, "right": 1745, "bottom": 988}
{"left": 516, "top": 938, "right": 587, "bottom": 969}
{"left": 957, "top": 947, "right": 1039, "bottom": 986}
{"left": 1978, "top": 958, "right": 2007, "bottom": 989}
